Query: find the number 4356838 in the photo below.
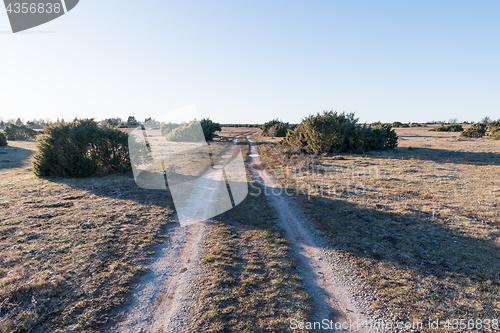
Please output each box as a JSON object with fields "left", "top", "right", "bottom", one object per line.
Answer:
{"left": 6, "top": 3, "right": 61, "bottom": 14}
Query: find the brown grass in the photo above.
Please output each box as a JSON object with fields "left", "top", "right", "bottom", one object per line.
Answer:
{"left": 0, "top": 141, "right": 174, "bottom": 332}
{"left": 254, "top": 127, "right": 500, "bottom": 331}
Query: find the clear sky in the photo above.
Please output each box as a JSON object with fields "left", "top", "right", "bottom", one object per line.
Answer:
{"left": 1, "top": 1, "right": 499, "bottom": 124}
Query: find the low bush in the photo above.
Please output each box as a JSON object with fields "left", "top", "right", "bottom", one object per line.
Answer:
{"left": 391, "top": 121, "right": 410, "bottom": 128}
{"left": 429, "top": 124, "right": 463, "bottom": 132}
{"left": 160, "top": 122, "right": 181, "bottom": 136}
{"left": 33, "top": 119, "right": 131, "bottom": 177}
{"left": 261, "top": 119, "right": 295, "bottom": 137}
{"left": 461, "top": 123, "right": 487, "bottom": 138}
{"left": 489, "top": 120, "right": 500, "bottom": 140}
{"left": 200, "top": 118, "right": 222, "bottom": 141}
{"left": 3, "top": 124, "right": 38, "bottom": 140}
{"left": 280, "top": 111, "right": 398, "bottom": 154}
{"left": 163, "top": 119, "right": 221, "bottom": 142}
{"left": 0, "top": 132, "right": 7, "bottom": 146}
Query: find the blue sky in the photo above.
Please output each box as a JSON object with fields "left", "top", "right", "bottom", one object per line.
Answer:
{"left": 1, "top": 1, "right": 499, "bottom": 124}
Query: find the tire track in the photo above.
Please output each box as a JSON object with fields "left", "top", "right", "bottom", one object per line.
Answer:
{"left": 246, "top": 134, "right": 374, "bottom": 332}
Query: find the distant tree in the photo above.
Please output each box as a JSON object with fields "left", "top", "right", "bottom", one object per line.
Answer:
{"left": 200, "top": 118, "right": 221, "bottom": 141}
{"left": 15, "top": 118, "right": 23, "bottom": 125}
{"left": 482, "top": 116, "right": 492, "bottom": 125}
{"left": 127, "top": 116, "right": 138, "bottom": 126}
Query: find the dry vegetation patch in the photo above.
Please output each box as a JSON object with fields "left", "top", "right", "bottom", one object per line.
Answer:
{"left": 0, "top": 141, "right": 174, "bottom": 332}
{"left": 254, "top": 127, "right": 500, "bottom": 331}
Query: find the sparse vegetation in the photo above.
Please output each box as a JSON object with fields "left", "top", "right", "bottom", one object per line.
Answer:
{"left": 32, "top": 119, "right": 131, "bottom": 178}
{"left": 3, "top": 124, "right": 38, "bottom": 141}
{"left": 429, "top": 123, "right": 463, "bottom": 132}
{"left": 461, "top": 123, "right": 487, "bottom": 138}
{"left": 280, "top": 111, "right": 398, "bottom": 153}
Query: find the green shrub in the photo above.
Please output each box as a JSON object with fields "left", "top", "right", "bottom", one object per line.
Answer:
{"left": 32, "top": 119, "right": 131, "bottom": 178}
{"left": 127, "top": 116, "right": 139, "bottom": 126}
{"left": 3, "top": 124, "right": 38, "bottom": 140}
{"left": 489, "top": 120, "right": 500, "bottom": 140}
{"left": 163, "top": 119, "right": 221, "bottom": 142}
{"left": 0, "top": 132, "right": 7, "bottom": 146}
{"left": 261, "top": 119, "right": 295, "bottom": 137}
{"left": 429, "top": 124, "right": 463, "bottom": 132}
{"left": 160, "top": 122, "right": 181, "bottom": 136}
{"left": 461, "top": 123, "right": 487, "bottom": 138}
{"left": 200, "top": 118, "right": 222, "bottom": 141}
{"left": 391, "top": 121, "right": 410, "bottom": 128}
{"left": 280, "top": 111, "right": 397, "bottom": 154}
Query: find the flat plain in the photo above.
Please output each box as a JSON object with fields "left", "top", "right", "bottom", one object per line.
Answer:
{"left": 2, "top": 125, "right": 500, "bottom": 332}
{"left": 255, "top": 125, "right": 500, "bottom": 330}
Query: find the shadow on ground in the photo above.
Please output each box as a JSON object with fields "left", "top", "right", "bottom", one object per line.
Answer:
{"left": 0, "top": 144, "right": 35, "bottom": 170}
{"left": 379, "top": 147, "right": 500, "bottom": 166}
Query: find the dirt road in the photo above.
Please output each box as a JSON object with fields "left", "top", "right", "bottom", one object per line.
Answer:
{"left": 109, "top": 132, "right": 384, "bottom": 332}
{"left": 246, "top": 135, "right": 375, "bottom": 332}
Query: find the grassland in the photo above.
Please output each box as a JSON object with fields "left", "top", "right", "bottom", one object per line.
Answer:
{"left": 0, "top": 141, "right": 174, "bottom": 332}
{"left": 254, "top": 126, "right": 500, "bottom": 331}
{"left": 1, "top": 127, "right": 315, "bottom": 333}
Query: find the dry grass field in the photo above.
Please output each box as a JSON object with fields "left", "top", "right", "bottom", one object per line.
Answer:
{"left": 0, "top": 127, "right": 316, "bottom": 332}
{"left": 2, "top": 125, "right": 500, "bottom": 332}
{"left": 0, "top": 140, "right": 174, "bottom": 332}
{"left": 255, "top": 126, "right": 500, "bottom": 331}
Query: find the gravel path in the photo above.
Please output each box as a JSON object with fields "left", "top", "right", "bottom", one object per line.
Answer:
{"left": 247, "top": 135, "right": 386, "bottom": 333}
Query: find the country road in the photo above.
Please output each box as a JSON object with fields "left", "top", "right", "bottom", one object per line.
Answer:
{"left": 106, "top": 130, "right": 390, "bottom": 333}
